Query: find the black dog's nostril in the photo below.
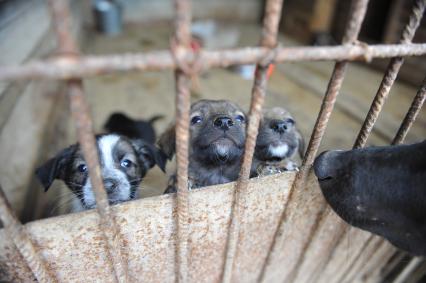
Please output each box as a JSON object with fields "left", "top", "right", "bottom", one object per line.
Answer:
{"left": 270, "top": 120, "right": 287, "bottom": 133}
{"left": 104, "top": 178, "right": 118, "bottom": 193}
{"left": 214, "top": 116, "right": 234, "bottom": 130}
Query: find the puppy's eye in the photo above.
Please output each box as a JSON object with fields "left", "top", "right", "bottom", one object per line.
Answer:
{"left": 121, "top": 159, "right": 132, "bottom": 168}
{"left": 77, "top": 164, "right": 87, "bottom": 173}
{"left": 235, "top": 115, "right": 245, "bottom": 123}
{"left": 191, "top": 116, "right": 203, "bottom": 125}
{"left": 286, "top": 118, "right": 295, "bottom": 125}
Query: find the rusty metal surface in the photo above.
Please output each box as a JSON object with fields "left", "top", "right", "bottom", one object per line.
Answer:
{"left": 47, "top": 0, "right": 128, "bottom": 282}
{"left": 0, "top": 173, "right": 296, "bottom": 283}
{"left": 392, "top": 77, "right": 426, "bottom": 145}
{"left": 0, "top": 185, "right": 55, "bottom": 282}
{"left": 258, "top": 1, "right": 370, "bottom": 282}
{"left": 1, "top": 43, "right": 426, "bottom": 81}
{"left": 354, "top": 0, "right": 426, "bottom": 149}
{"left": 221, "top": 0, "right": 284, "bottom": 282}
{"left": 172, "top": 0, "right": 192, "bottom": 281}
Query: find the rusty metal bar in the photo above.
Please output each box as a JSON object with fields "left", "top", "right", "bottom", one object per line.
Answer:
{"left": 392, "top": 77, "right": 426, "bottom": 145}
{"left": 47, "top": 1, "right": 128, "bottom": 282}
{"left": 258, "top": 0, "right": 370, "bottom": 281}
{"left": 287, "top": 0, "right": 425, "bottom": 280}
{"left": 0, "top": 185, "right": 56, "bottom": 282}
{"left": 1, "top": 43, "right": 426, "bottom": 81}
{"left": 172, "top": 0, "right": 192, "bottom": 281}
{"left": 327, "top": 2, "right": 426, "bottom": 277}
{"left": 354, "top": 0, "right": 426, "bottom": 148}
{"left": 221, "top": 0, "right": 284, "bottom": 282}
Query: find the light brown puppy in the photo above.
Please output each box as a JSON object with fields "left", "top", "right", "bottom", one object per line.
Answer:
{"left": 251, "top": 107, "right": 304, "bottom": 177}
{"left": 158, "top": 99, "right": 246, "bottom": 193}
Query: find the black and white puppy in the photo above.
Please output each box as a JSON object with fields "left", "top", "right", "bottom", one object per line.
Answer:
{"left": 36, "top": 134, "right": 166, "bottom": 211}
{"left": 158, "top": 99, "right": 246, "bottom": 193}
{"left": 314, "top": 140, "right": 426, "bottom": 256}
{"left": 251, "top": 107, "right": 304, "bottom": 177}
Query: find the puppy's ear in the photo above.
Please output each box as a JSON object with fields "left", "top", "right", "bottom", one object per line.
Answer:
{"left": 132, "top": 140, "right": 167, "bottom": 172}
{"left": 157, "top": 124, "right": 175, "bottom": 160}
{"left": 35, "top": 145, "right": 76, "bottom": 192}
{"left": 296, "top": 130, "right": 305, "bottom": 159}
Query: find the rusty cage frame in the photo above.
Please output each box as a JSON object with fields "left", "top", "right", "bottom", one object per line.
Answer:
{"left": 0, "top": 0, "right": 425, "bottom": 282}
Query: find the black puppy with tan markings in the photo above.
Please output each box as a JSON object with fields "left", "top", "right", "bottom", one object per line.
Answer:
{"left": 251, "top": 107, "right": 304, "bottom": 177}
{"left": 159, "top": 99, "right": 246, "bottom": 193}
{"left": 36, "top": 134, "right": 166, "bottom": 211}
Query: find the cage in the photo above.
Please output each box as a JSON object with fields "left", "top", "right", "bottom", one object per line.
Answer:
{"left": 0, "top": 0, "right": 425, "bottom": 282}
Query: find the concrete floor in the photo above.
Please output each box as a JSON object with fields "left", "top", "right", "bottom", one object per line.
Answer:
{"left": 64, "top": 22, "right": 426, "bottom": 200}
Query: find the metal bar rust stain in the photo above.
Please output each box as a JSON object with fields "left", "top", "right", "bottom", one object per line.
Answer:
{"left": 47, "top": 1, "right": 128, "bottom": 282}
{"left": 221, "top": 0, "right": 284, "bottom": 282}
{"left": 258, "top": 0, "right": 370, "bottom": 281}
{"left": 353, "top": 0, "right": 426, "bottom": 149}
{"left": 1, "top": 43, "right": 426, "bottom": 81}
{"left": 392, "top": 77, "right": 426, "bottom": 145}
{"left": 0, "top": 185, "right": 57, "bottom": 282}
{"left": 172, "top": 0, "right": 192, "bottom": 281}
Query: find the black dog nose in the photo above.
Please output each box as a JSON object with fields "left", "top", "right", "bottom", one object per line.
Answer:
{"left": 270, "top": 119, "right": 293, "bottom": 133}
{"left": 214, "top": 116, "right": 234, "bottom": 130}
{"left": 314, "top": 151, "right": 340, "bottom": 181}
{"left": 104, "top": 178, "right": 118, "bottom": 193}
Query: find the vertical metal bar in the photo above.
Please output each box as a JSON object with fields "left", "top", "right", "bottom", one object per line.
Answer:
{"left": 330, "top": 3, "right": 426, "bottom": 278}
{"left": 173, "top": 0, "right": 192, "bottom": 282}
{"left": 47, "top": 1, "right": 128, "bottom": 282}
{"left": 0, "top": 185, "right": 56, "bottom": 282}
{"left": 290, "top": 1, "right": 424, "bottom": 281}
{"left": 258, "top": 0, "right": 369, "bottom": 281}
{"left": 354, "top": 0, "right": 426, "bottom": 148}
{"left": 392, "top": 77, "right": 426, "bottom": 145}
{"left": 221, "top": 0, "right": 284, "bottom": 282}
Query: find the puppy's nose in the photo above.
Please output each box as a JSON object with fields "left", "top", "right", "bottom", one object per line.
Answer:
{"left": 214, "top": 116, "right": 234, "bottom": 130}
{"left": 314, "top": 151, "right": 339, "bottom": 181}
{"left": 104, "top": 178, "right": 118, "bottom": 193}
{"left": 270, "top": 119, "right": 293, "bottom": 133}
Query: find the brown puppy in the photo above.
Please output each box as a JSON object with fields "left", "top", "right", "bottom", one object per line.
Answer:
{"left": 159, "top": 99, "right": 246, "bottom": 193}
{"left": 251, "top": 107, "right": 304, "bottom": 177}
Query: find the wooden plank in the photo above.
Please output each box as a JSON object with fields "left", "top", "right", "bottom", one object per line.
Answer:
{"left": 278, "top": 62, "right": 426, "bottom": 145}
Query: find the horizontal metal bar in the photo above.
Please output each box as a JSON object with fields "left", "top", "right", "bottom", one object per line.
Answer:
{"left": 0, "top": 43, "right": 425, "bottom": 81}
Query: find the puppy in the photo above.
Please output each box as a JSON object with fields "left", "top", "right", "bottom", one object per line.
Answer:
{"left": 104, "top": 112, "right": 163, "bottom": 144}
{"left": 251, "top": 107, "right": 304, "bottom": 177}
{"left": 314, "top": 140, "right": 426, "bottom": 256}
{"left": 36, "top": 134, "right": 166, "bottom": 211}
{"left": 158, "top": 99, "right": 246, "bottom": 193}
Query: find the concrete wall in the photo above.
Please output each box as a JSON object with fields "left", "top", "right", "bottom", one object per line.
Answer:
{"left": 0, "top": 0, "right": 84, "bottom": 220}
